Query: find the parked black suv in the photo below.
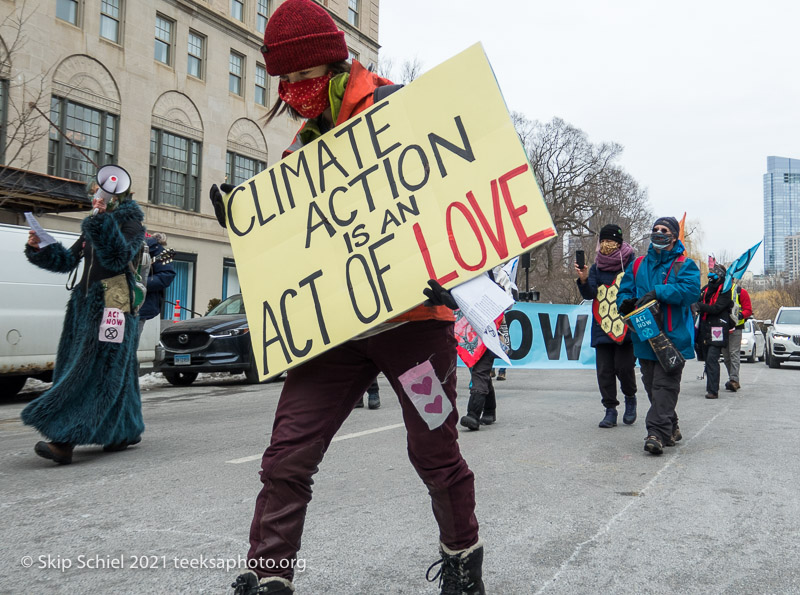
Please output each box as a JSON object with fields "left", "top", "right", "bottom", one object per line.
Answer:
{"left": 155, "top": 294, "right": 266, "bottom": 386}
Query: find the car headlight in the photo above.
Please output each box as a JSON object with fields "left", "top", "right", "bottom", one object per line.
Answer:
{"left": 210, "top": 327, "right": 250, "bottom": 338}
{"left": 773, "top": 333, "right": 790, "bottom": 340}
{"left": 741, "top": 338, "right": 749, "bottom": 345}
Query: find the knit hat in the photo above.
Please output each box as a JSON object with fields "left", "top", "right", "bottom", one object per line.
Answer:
{"left": 653, "top": 216, "right": 680, "bottom": 237}
{"left": 599, "top": 224, "right": 623, "bottom": 244}
{"left": 262, "top": 0, "right": 349, "bottom": 76}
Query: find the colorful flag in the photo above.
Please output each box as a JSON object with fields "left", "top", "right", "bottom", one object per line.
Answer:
{"left": 678, "top": 212, "right": 687, "bottom": 244}
{"left": 723, "top": 241, "right": 762, "bottom": 291}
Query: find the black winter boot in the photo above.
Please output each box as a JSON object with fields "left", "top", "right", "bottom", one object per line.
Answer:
{"left": 622, "top": 396, "right": 637, "bottom": 425}
{"left": 598, "top": 408, "right": 617, "bottom": 428}
{"left": 367, "top": 389, "right": 381, "bottom": 409}
{"left": 426, "top": 540, "right": 486, "bottom": 595}
{"left": 479, "top": 411, "right": 495, "bottom": 425}
{"left": 460, "top": 391, "right": 486, "bottom": 431}
{"left": 231, "top": 571, "right": 294, "bottom": 594}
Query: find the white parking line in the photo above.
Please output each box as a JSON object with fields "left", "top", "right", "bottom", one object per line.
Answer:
{"left": 225, "top": 423, "right": 406, "bottom": 464}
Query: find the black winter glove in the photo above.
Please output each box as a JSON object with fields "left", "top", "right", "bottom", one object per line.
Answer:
{"left": 635, "top": 290, "right": 658, "bottom": 308}
{"left": 618, "top": 298, "right": 637, "bottom": 316}
{"left": 209, "top": 183, "right": 235, "bottom": 228}
{"left": 422, "top": 280, "right": 458, "bottom": 309}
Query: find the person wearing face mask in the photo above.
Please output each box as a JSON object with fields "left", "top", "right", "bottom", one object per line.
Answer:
{"left": 616, "top": 217, "right": 700, "bottom": 455}
{"left": 696, "top": 264, "right": 734, "bottom": 399}
{"left": 209, "top": 2, "right": 484, "bottom": 594}
{"left": 575, "top": 224, "right": 638, "bottom": 429}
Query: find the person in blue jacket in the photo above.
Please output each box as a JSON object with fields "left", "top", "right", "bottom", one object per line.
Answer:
{"left": 576, "top": 224, "right": 637, "bottom": 429}
{"left": 137, "top": 232, "right": 175, "bottom": 340}
{"left": 617, "top": 217, "right": 700, "bottom": 455}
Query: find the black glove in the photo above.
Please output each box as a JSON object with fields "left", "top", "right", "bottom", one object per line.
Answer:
{"left": 209, "top": 183, "right": 235, "bottom": 228}
{"left": 635, "top": 290, "right": 658, "bottom": 308}
{"left": 422, "top": 280, "right": 458, "bottom": 309}
{"left": 618, "top": 298, "right": 637, "bottom": 316}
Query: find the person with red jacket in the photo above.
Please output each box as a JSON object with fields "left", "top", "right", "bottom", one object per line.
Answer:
{"left": 723, "top": 283, "right": 753, "bottom": 391}
{"left": 210, "top": 2, "right": 484, "bottom": 594}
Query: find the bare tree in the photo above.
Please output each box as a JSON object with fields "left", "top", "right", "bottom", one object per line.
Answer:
{"left": 1, "top": 1, "right": 51, "bottom": 169}
{"left": 511, "top": 114, "right": 653, "bottom": 303}
{"left": 376, "top": 56, "right": 394, "bottom": 80}
{"left": 376, "top": 56, "right": 424, "bottom": 84}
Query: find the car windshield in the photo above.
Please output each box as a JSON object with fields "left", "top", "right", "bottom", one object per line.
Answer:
{"left": 743, "top": 320, "right": 752, "bottom": 332}
{"left": 207, "top": 295, "right": 245, "bottom": 316}
{"left": 777, "top": 310, "right": 800, "bottom": 325}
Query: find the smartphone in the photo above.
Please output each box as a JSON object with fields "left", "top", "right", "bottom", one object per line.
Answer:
{"left": 575, "top": 250, "right": 585, "bottom": 269}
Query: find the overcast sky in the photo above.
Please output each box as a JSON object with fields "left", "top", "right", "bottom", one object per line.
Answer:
{"left": 378, "top": 0, "right": 800, "bottom": 273}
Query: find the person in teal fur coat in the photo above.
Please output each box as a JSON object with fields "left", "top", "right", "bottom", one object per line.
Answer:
{"left": 23, "top": 192, "right": 145, "bottom": 465}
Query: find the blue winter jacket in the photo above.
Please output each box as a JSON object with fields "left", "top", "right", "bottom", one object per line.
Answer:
{"left": 616, "top": 240, "right": 700, "bottom": 362}
{"left": 138, "top": 236, "right": 176, "bottom": 321}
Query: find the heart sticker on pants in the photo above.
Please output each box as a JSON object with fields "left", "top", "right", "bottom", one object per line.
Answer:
{"left": 398, "top": 360, "right": 453, "bottom": 430}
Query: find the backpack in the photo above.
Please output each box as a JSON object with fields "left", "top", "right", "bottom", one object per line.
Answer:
{"left": 729, "top": 283, "right": 741, "bottom": 327}
{"left": 129, "top": 241, "right": 151, "bottom": 315}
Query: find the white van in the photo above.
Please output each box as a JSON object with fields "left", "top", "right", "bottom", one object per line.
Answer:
{"left": 0, "top": 223, "right": 158, "bottom": 398}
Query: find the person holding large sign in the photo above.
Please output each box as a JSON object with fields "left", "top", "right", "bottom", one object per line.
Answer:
{"left": 213, "top": 2, "right": 486, "bottom": 594}
{"left": 617, "top": 217, "right": 700, "bottom": 456}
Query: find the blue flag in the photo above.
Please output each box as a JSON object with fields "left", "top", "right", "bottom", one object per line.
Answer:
{"left": 723, "top": 241, "right": 762, "bottom": 291}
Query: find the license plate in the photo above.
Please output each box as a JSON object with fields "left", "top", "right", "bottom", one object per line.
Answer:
{"left": 174, "top": 354, "right": 191, "bottom": 366}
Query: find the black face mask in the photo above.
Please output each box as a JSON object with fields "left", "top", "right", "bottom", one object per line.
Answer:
{"left": 650, "top": 232, "right": 672, "bottom": 249}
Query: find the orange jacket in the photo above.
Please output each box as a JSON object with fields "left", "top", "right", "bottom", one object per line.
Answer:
{"left": 284, "top": 61, "right": 453, "bottom": 324}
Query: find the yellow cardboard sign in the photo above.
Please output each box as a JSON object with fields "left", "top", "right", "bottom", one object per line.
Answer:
{"left": 226, "top": 44, "right": 556, "bottom": 379}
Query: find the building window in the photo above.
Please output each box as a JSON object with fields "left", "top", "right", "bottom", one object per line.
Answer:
{"left": 56, "top": 0, "right": 80, "bottom": 25}
{"left": 348, "top": 48, "right": 359, "bottom": 63}
{"left": 0, "top": 79, "right": 8, "bottom": 164}
{"left": 47, "top": 96, "right": 117, "bottom": 183}
{"left": 231, "top": 0, "right": 244, "bottom": 21}
{"left": 347, "top": 0, "right": 359, "bottom": 27}
{"left": 255, "top": 64, "right": 267, "bottom": 106}
{"left": 229, "top": 52, "right": 244, "bottom": 96}
{"left": 154, "top": 15, "right": 174, "bottom": 65}
{"left": 257, "top": 0, "right": 269, "bottom": 32}
{"left": 100, "top": 0, "right": 121, "bottom": 43}
{"left": 149, "top": 128, "right": 201, "bottom": 211}
{"left": 226, "top": 151, "right": 265, "bottom": 185}
{"left": 164, "top": 258, "right": 195, "bottom": 320}
{"left": 222, "top": 258, "right": 240, "bottom": 300}
{"left": 187, "top": 32, "right": 205, "bottom": 79}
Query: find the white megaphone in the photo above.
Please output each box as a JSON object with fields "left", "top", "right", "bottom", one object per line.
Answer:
{"left": 92, "top": 165, "right": 132, "bottom": 216}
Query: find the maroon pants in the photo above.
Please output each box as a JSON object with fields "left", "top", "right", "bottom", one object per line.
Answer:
{"left": 247, "top": 320, "right": 479, "bottom": 579}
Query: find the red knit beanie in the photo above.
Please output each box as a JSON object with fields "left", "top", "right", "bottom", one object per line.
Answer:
{"left": 262, "top": 0, "right": 349, "bottom": 76}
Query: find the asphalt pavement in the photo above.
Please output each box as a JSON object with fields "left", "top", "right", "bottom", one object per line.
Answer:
{"left": 1, "top": 358, "right": 799, "bottom": 594}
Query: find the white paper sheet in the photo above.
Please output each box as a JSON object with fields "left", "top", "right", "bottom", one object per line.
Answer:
{"left": 451, "top": 273, "right": 514, "bottom": 364}
{"left": 24, "top": 212, "right": 57, "bottom": 249}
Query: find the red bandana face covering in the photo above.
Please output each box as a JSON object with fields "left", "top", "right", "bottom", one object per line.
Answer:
{"left": 278, "top": 73, "right": 333, "bottom": 119}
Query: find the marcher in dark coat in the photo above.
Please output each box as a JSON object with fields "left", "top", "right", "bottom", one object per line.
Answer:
{"left": 696, "top": 264, "right": 733, "bottom": 399}
{"left": 23, "top": 195, "right": 146, "bottom": 465}
{"left": 576, "top": 224, "right": 637, "bottom": 428}
{"left": 137, "top": 233, "right": 175, "bottom": 339}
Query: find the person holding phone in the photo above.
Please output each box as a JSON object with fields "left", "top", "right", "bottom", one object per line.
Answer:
{"left": 575, "top": 224, "right": 638, "bottom": 429}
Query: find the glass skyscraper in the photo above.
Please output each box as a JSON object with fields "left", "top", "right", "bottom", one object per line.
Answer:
{"left": 763, "top": 156, "right": 800, "bottom": 275}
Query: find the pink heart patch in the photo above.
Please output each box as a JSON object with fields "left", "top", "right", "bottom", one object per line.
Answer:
{"left": 424, "top": 394, "right": 443, "bottom": 414}
{"left": 412, "top": 376, "right": 433, "bottom": 396}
